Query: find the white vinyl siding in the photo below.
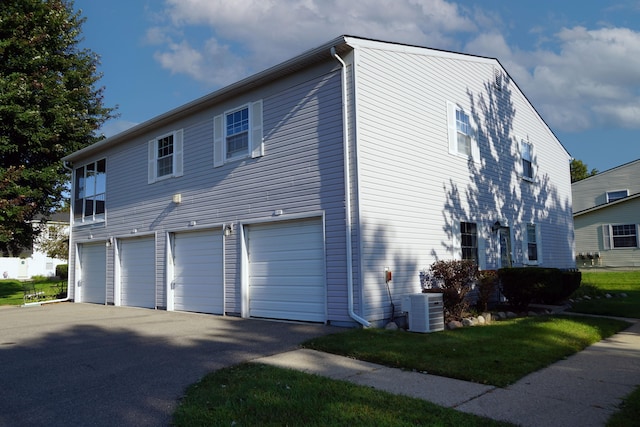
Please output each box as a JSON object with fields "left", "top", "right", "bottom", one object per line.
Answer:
{"left": 213, "top": 100, "right": 263, "bottom": 167}
{"left": 148, "top": 129, "right": 183, "bottom": 184}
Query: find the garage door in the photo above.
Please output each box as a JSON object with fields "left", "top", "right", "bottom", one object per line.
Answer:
{"left": 247, "top": 218, "right": 326, "bottom": 322}
{"left": 173, "top": 230, "right": 224, "bottom": 314}
{"left": 80, "top": 242, "right": 106, "bottom": 304}
{"left": 119, "top": 237, "right": 156, "bottom": 308}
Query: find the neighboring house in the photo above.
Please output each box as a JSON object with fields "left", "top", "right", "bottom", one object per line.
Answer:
{"left": 63, "top": 35, "right": 574, "bottom": 327}
{"left": 0, "top": 213, "right": 68, "bottom": 279}
{"left": 572, "top": 159, "right": 640, "bottom": 268}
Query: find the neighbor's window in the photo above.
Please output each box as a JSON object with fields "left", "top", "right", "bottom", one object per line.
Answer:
{"left": 74, "top": 159, "right": 106, "bottom": 222}
{"left": 611, "top": 224, "right": 638, "bottom": 248}
{"left": 460, "top": 222, "right": 478, "bottom": 264}
{"left": 606, "top": 190, "right": 628, "bottom": 203}
{"left": 521, "top": 140, "right": 534, "bottom": 180}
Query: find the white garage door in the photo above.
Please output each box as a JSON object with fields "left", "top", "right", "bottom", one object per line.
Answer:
{"left": 173, "top": 230, "right": 224, "bottom": 314}
{"left": 247, "top": 218, "right": 326, "bottom": 322}
{"left": 119, "top": 237, "right": 156, "bottom": 308}
{"left": 80, "top": 242, "right": 106, "bottom": 304}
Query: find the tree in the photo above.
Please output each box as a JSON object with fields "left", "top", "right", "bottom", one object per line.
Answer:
{"left": 570, "top": 158, "right": 598, "bottom": 183}
{"left": 0, "top": 0, "right": 115, "bottom": 255}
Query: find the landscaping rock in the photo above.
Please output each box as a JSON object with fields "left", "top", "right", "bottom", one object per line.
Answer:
{"left": 477, "top": 315, "right": 486, "bottom": 325}
{"left": 528, "top": 311, "right": 538, "bottom": 317}
{"left": 506, "top": 311, "right": 517, "bottom": 319}
{"left": 385, "top": 321, "right": 398, "bottom": 330}
{"left": 481, "top": 312, "right": 492, "bottom": 323}
{"left": 605, "top": 293, "right": 612, "bottom": 299}
{"left": 584, "top": 295, "right": 592, "bottom": 300}
{"left": 448, "top": 320, "right": 463, "bottom": 330}
{"left": 462, "top": 318, "right": 475, "bottom": 327}
{"left": 620, "top": 293, "right": 628, "bottom": 298}
{"left": 497, "top": 311, "right": 507, "bottom": 320}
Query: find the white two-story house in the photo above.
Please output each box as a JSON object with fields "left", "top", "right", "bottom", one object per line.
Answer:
{"left": 63, "top": 35, "right": 575, "bottom": 327}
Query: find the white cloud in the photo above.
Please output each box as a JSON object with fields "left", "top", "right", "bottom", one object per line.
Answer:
{"left": 148, "top": 1, "right": 640, "bottom": 132}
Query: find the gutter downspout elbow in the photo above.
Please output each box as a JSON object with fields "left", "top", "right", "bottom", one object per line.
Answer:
{"left": 332, "top": 47, "right": 370, "bottom": 328}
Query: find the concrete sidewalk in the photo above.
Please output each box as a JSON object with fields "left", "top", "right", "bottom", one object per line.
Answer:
{"left": 254, "top": 319, "right": 640, "bottom": 427}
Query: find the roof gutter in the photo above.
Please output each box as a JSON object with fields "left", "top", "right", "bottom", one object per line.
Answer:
{"left": 331, "top": 46, "right": 370, "bottom": 328}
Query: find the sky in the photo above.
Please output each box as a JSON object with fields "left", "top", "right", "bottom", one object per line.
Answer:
{"left": 74, "top": 0, "right": 640, "bottom": 173}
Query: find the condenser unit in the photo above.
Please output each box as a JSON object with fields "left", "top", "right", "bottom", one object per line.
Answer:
{"left": 402, "top": 293, "right": 444, "bottom": 333}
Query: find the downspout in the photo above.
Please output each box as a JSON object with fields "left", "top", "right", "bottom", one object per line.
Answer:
{"left": 331, "top": 47, "right": 370, "bottom": 327}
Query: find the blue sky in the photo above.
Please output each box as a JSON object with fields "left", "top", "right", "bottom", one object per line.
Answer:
{"left": 74, "top": 0, "right": 640, "bottom": 173}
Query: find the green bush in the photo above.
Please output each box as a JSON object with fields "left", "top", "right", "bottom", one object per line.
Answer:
{"left": 476, "top": 270, "right": 498, "bottom": 312}
{"left": 55, "top": 264, "right": 68, "bottom": 280}
{"left": 424, "top": 260, "right": 479, "bottom": 321}
{"left": 498, "top": 267, "right": 582, "bottom": 310}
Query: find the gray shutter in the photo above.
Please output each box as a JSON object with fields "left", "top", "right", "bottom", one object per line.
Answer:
{"left": 477, "top": 227, "right": 486, "bottom": 270}
{"left": 148, "top": 140, "right": 156, "bottom": 184}
{"left": 213, "top": 114, "right": 224, "bottom": 168}
{"left": 602, "top": 224, "right": 611, "bottom": 250}
{"left": 251, "top": 100, "right": 264, "bottom": 158}
{"left": 521, "top": 224, "right": 529, "bottom": 264}
{"left": 174, "top": 129, "right": 184, "bottom": 177}
{"left": 470, "top": 114, "right": 480, "bottom": 164}
{"left": 535, "top": 224, "right": 542, "bottom": 264}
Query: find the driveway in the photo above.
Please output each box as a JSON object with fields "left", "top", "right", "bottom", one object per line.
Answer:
{"left": 0, "top": 303, "right": 341, "bottom": 427}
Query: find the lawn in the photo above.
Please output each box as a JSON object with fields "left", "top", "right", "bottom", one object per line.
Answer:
{"left": 0, "top": 278, "right": 67, "bottom": 305}
{"left": 569, "top": 270, "right": 640, "bottom": 318}
{"left": 173, "top": 363, "right": 513, "bottom": 427}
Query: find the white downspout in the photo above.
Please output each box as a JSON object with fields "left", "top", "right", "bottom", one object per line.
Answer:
{"left": 331, "top": 47, "right": 370, "bottom": 327}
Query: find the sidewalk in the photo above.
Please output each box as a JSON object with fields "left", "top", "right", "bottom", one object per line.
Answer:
{"left": 254, "top": 319, "right": 640, "bottom": 427}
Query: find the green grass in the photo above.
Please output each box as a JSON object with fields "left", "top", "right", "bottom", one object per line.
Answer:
{"left": 569, "top": 270, "right": 640, "bottom": 318}
{"left": 303, "top": 315, "right": 629, "bottom": 387}
{"left": 173, "top": 363, "right": 513, "bottom": 427}
{"left": 0, "top": 279, "right": 67, "bottom": 305}
{"left": 608, "top": 385, "right": 640, "bottom": 427}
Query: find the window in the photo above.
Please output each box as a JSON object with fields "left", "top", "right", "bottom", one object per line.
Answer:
{"left": 214, "top": 100, "right": 263, "bottom": 167}
{"left": 520, "top": 139, "right": 534, "bottom": 180}
{"left": 148, "top": 130, "right": 183, "bottom": 184}
{"left": 610, "top": 224, "right": 638, "bottom": 248}
{"left": 606, "top": 190, "right": 628, "bottom": 203}
{"left": 74, "top": 159, "right": 106, "bottom": 222}
{"left": 447, "top": 102, "right": 479, "bottom": 162}
{"left": 526, "top": 224, "right": 538, "bottom": 262}
{"left": 460, "top": 222, "right": 478, "bottom": 264}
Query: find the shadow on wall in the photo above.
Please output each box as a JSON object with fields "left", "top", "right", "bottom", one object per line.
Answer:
{"left": 437, "top": 73, "right": 573, "bottom": 269}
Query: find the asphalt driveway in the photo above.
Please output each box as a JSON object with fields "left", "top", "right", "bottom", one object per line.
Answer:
{"left": 0, "top": 303, "right": 341, "bottom": 427}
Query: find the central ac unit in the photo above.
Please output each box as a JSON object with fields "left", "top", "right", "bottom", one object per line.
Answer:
{"left": 402, "top": 293, "right": 444, "bottom": 333}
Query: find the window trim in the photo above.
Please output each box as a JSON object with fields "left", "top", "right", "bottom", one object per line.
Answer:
{"left": 603, "top": 223, "right": 639, "bottom": 249}
{"left": 519, "top": 138, "right": 535, "bottom": 182}
{"left": 148, "top": 129, "right": 183, "bottom": 184}
{"left": 74, "top": 158, "right": 107, "bottom": 224}
{"left": 214, "top": 100, "right": 263, "bottom": 167}
{"left": 446, "top": 101, "right": 480, "bottom": 163}
{"left": 606, "top": 189, "right": 629, "bottom": 203}
{"left": 522, "top": 223, "right": 542, "bottom": 265}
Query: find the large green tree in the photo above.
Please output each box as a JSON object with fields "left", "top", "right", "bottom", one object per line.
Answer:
{"left": 570, "top": 159, "right": 598, "bottom": 183}
{"left": 0, "top": 0, "right": 115, "bottom": 255}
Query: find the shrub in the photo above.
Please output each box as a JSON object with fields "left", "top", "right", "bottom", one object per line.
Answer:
{"left": 424, "top": 260, "right": 479, "bottom": 322}
{"left": 476, "top": 270, "right": 498, "bottom": 312}
{"left": 56, "top": 264, "right": 68, "bottom": 280}
{"left": 498, "top": 267, "right": 581, "bottom": 309}
{"left": 539, "top": 270, "right": 581, "bottom": 304}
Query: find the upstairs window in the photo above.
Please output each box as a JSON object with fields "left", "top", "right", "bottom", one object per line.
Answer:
{"left": 520, "top": 139, "right": 534, "bottom": 181}
{"left": 148, "top": 130, "right": 183, "bottom": 184}
{"left": 74, "top": 159, "right": 106, "bottom": 223}
{"left": 606, "top": 190, "right": 628, "bottom": 203}
{"left": 214, "top": 100, "right": 264, "bottom": 167}
{"left": 460, "top": 222, "right": 478, "bottom": 264}
{"left": 447, "top": 102, "right": 479, "bottom": 162}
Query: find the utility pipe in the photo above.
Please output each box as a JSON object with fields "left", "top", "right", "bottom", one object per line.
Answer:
{"left": 331, "top": 47, "right": 370, "bottom": 327}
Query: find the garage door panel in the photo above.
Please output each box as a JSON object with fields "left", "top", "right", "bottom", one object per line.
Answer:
{"left": 247, "top": 218, "right": 325, "bottom": 322}
{"left": 173, "top": 230, "right": 223, "bottom": 314}
{"left": 80, "top": 243, "right": 106, "bottom": 304}
{"left": 120, "top": 237, "right": 155, "bottom": 308}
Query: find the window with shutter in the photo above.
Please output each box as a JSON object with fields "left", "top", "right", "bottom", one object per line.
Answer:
{"left": 213, "top": 100, "right": 264, "bottom": 167}
{"left": 148, "top": 130, "right": 183, "bottom": 183}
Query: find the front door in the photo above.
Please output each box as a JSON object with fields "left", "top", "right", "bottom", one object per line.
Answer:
{"left": 499, "top": 227, "right": 512, "bottom": 267}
